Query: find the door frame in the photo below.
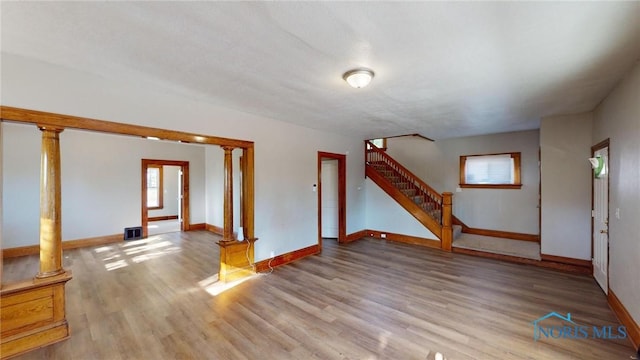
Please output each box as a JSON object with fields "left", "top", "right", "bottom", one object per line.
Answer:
{"left": 317, "top": 152, "right": 346, "bottom": 251}
{"left": 591, "top": 138, "right": 610, "bottom": 292}
{"left": 142, "top": 159, "right": 190, "bottom": 238}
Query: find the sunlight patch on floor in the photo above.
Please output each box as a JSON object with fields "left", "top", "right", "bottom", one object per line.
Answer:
{"left": 131, "top": 247, "right": 180, "bottom": 263}
{"left": 124, "top": 240, "right": 173, "bottom": 255}
{"left": 99, "top": 236, "right": 182, "bottom": 271}
{"left": 122, "top": 237, "right": 161, "bottom": 247}
{"left": 94, "top": 245, "right": 114, "bottom": 253}
{"left": 199, "top": 273, "right": 257, "bottom": 297}
{"left": 378, "top": 330, "right": 391, "bottom": 351}
{"left": 105, "top": 259, "right": 128, "bottom": 271}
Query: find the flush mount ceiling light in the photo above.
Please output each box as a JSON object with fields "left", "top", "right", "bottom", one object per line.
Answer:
{"left": 343, "top": 68, "right": 374, "bottom": 88}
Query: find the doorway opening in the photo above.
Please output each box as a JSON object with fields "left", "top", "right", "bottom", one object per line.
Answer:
{"left": 591, "top": 138, "right": 609, "bottom": 294}
{"left": 317, "top": 152, "right": 346, "bottom": 251}
{"left": 141, "top": 159, "right": 190, "bottom": 238}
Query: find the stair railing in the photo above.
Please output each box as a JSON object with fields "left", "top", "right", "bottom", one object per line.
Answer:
{"left": 365, "top": 141, "right": 453, "bottom": 251}
{"left": 366, "top": 141, "right": 442, "bottom": 220}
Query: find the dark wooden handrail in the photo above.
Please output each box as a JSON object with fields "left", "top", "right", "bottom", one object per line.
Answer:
{"left": 366, "top": 141, "right": 442, "bottom": 203}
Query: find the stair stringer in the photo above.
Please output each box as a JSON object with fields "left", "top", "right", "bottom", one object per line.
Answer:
{"left": 366, "top": 166, "right": 443, "bottom": 239}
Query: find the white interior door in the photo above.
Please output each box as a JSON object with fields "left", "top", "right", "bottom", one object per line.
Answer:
{"left": 321, "top": 160, "right": 339, "bottom": 238}
{"left": 592, "top": 146, "right": 609, "bottom": 293}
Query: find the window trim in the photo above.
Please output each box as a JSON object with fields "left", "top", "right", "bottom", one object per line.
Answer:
{"left": 459, "top": 152, "right": 522, "bottom": 189}
{"left": 147, "top": 165, "right": 164, "bottom": 209}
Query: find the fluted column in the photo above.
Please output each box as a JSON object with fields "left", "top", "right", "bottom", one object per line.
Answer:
{"left": 221, "top": 146, "right": 235, "bottom": 242}
{"left": 36, "top": 126, "right": 65, "bottom": 278}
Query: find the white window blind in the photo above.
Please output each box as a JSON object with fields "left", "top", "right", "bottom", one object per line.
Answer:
{"left": 464, "top": 154, "right": 515, "bottom": 184}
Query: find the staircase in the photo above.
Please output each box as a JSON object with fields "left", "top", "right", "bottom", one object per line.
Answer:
{"left": 365, "top": 141, "right": 453, "bottom": 251}
{"left": 365, "top": 141, "right": 544, "bottom": 261}
{"left": 368, "top": 162, "right": 443, "bottom": 222}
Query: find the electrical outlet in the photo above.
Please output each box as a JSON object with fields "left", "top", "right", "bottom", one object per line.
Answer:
{"left": 381, "top": 233, "right": 386, "bottom": 238}
{"left": 615, "top": 208, "right": 620, "bottom": 219}
{"left": 270, "top": 250, "right": 275, "bottom": 258}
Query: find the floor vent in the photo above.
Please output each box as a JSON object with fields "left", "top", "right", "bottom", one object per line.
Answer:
{"left": 124, "top": 226, "right": 143, "bottom": 240}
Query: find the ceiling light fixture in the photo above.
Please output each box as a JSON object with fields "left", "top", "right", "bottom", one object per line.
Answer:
{"left": 343, "top": 68, "right": 374, "bottom": 89}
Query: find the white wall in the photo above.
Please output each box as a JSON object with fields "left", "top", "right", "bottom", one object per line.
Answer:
{"left": 1, "top": 53, "right": 366, "bottom": 261}
{"left": 148, "top": 165, "right": 180, "bottom": 218}
{"left": 364, "top": 179, "right": 438, "bottom": 240}
{"left": 593, "top": 62, "right": 640, "bottom": 326}
{"left": 385, "top": 130, "right": 540, "bottom": 234}
{"left": 540, "top": 113, "right": 593, "bottom": 260}
{"left": 205, "top": 147, "right": 222, "bottom": 229}
{"left": 2, "top": 123, "right": 206, "bottom": 248}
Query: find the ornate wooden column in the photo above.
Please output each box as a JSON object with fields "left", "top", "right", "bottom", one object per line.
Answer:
{"left": 221, "top": 146, "right": 234, "bottom": 242}
{"left": 242, "top": 146, "right": 254, "bottom": 240}
{"left": 37, "top": 126, "right": 65, "bottom": 278}
{"left": 441, "top": 192, "right": 453, "bottom": 252}
{"left": 217, "top": 146, "right": 257, "bottom": 282}
{"left": 1, "top": 125, "right": 72, "bottom": 359}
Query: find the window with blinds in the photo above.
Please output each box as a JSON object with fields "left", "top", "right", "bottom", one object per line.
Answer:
{"left": 459, "top": 152, "right": 522, "bottom": 189}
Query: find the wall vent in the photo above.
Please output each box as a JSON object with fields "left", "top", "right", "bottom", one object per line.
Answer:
{"left": 124, "top": 226, "right": 143, "bottom": 240}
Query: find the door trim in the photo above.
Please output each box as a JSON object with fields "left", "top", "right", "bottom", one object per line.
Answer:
{"left": 142, "top": 159, "right": 190, "bottom": 238}
{"left": 591, "top": 138, "right": 609, "bottom": 292}
{"left": 317, "top": 152, "right": 346, "bottom": 251}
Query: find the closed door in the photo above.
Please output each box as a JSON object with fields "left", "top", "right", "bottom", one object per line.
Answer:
{"left": 321, "top": 160, "right": 339, "bottom": 238}
{"left": 592, "top": 146, "right": 608, "bottom": 293}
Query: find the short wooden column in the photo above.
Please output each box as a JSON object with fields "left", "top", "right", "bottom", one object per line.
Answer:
{"left": 441, "top": 192, "right": 453, "bottom": 252}
{"left": 221, "top": 146, "right": 235, "bottom": 242}
{"left": 36, "top": 126, "right": 65, "bottom": 278}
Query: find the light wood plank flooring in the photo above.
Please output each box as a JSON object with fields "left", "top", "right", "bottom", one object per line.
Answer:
{"left": 2, "top": 232, "right": 635, "bottom": 359}
{"left": 453, "top": 234, "right": 541, "bottom": 260}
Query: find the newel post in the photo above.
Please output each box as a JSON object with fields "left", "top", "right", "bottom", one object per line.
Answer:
{"left": 441, "top": 192, "right": 453, "bottom": 252}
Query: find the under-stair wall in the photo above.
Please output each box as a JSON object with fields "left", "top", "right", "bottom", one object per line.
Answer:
{"left": 365, "top": 141, "right": 453, "bottom": 251}
{"left": 364, "top": 178, "right": 439, "bottom": 240}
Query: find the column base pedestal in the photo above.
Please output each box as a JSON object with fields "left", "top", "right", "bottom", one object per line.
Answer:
{"left": 217, "top": 238, "right": 258, "bottom": 283}
{"left": 1, "top": 271, "right": 72, "bottom": 359}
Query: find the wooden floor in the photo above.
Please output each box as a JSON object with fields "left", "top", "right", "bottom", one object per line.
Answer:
{"left": 2, "top": 232, "right": 635, "bottom": 359}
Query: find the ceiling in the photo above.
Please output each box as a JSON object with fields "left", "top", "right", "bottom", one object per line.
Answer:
{"left": 2, "top": 2, "right": 639, "bottom": 140}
